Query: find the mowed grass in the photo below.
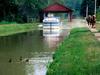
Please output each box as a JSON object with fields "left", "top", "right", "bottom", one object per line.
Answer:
{"left": 47, "top": 28, "right": 100, "bottom": 75}
{"left": 0, "top": 23, "right": 38, "bottom": 36}
{"left": 96, "top": 23, "right": 100, "bottom": 31}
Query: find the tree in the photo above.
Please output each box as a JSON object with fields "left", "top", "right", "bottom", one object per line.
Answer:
{"left": 80, "top": 0, "right": 95, "bottom": 17}
{"left": 0, "top": 0, "right": 18, "bottom": 21}
{"left": 1, "top": 0, "right": 83, "bottom": 22}
{"left": 97, "top": 0, "right": 100, "bottom": 7}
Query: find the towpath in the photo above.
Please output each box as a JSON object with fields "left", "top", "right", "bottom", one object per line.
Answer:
{"left": 73, "top": 19, "right": 100, "bottom": 41}
{"left": 62, "top": 18, "right": 100, "bottom": 41}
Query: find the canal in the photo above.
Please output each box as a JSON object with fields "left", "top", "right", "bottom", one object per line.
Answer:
{"left": 0, "top": 29, "right": 69, "bottom": 75}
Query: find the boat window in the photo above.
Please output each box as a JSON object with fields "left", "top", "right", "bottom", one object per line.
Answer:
{"left": 44, "top": 22, "right": 59, "bottom": 24}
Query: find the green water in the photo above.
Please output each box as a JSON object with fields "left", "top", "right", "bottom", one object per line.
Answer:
{"left": 0, "top": 29, "right": 69, "bottom": 75}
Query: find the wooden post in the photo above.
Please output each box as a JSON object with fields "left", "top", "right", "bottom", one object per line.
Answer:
{"left": 68, "top": 12, "right": 72, "bottom": 22}
{"left": 69, "top": 12, "right": 72, "bottom": 22}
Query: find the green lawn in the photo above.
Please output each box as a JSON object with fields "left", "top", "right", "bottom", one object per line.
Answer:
{"left": 0, "top": 23, "right": 39, "bottom": 36}
{"left": 96, "top": 12, "right": 100, "bottom": 21}
{"left": 47, "top": 28, "right": 100, "bottom": 75}
{"left": 96, "top": 11, "right": 100, "bottom": 31}
{"left": 96, "top": 23, "right": 100, "bottom": 31}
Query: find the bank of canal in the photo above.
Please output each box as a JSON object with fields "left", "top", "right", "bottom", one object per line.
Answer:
{"left": 0, "top": 23, "right": 38, "bottom": 36}
{"left": 47, "top": 28, "right": 100, "bottom": 75}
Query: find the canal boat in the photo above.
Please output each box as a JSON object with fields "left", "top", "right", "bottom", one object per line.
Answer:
{"left": 43, "top": 14, "right": 62, "bottom": 36}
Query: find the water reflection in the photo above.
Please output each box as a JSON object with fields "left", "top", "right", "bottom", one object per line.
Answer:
{"left": 44, "top": 36, "right": 60, "bottom": 49}
{"left": 0, "top": 29, "right": 69, "bottom": 75}
{"left": 26, "top": 56, "right": 53, "bottom": 75}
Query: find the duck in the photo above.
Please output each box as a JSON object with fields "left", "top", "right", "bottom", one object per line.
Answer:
{"left": 8, "top": 58, "right": 12, "bottom": 63}
{"left": 19, "top": 56, "right": 23, "bottom": 61}
{"left": 25, "top": 59, "right": 29, "bottom": 62}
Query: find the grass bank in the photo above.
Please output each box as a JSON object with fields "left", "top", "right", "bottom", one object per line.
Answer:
{"left": 96, "top": 11, "right": 100, "bottom": 31}
{"left": 47, "top": 28, "right": 100, "bottom": 75}
{"left": 0, "top": 23, "right": 38, "bottom": 36}
{"left": 96, "top": 23, "right": 100, "bottom": 31}
{"left": 96, "top": 11, "right": 100, "bottom": 21}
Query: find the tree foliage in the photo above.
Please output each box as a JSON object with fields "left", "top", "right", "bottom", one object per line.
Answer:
{"left": 80, "top": 0, "right": 100, "bottom": 17}
{"left": 0, "top": 0, "right": 66, "bottom": 23}
{"left": 0, "top": 0, "right": 18, "bottom": 21}
{"left": 0, "top": 0, "right": 48, "bottom": 22}
{"left": 1, "top": 0, "right": 97, "bottom": 22}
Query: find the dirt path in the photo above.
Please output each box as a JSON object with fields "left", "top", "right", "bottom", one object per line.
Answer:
{"left": 62, "top": 19, "right": 88, "bottom": 29}
{"left": 64, "top": 18, "right": 100, "bottom": 41}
